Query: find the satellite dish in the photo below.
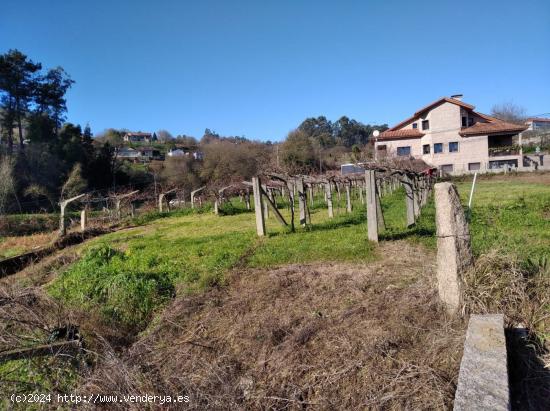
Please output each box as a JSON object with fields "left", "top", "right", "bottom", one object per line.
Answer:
{"left": 373, "top": 130, "right": 380, "bottom": 138}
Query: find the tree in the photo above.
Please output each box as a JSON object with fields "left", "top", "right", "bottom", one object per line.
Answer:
{"left": 491, "top": 102, "right": 527, "bottom": 125}
{"left": 298, "top": 116, "right": 335, "bottom": 147}
{"left": 280, "top": 129, "right": 317, "bottom": 173}
{"left": 61, "top": 163, "right": 87, "bottom": 200}
{"left": 34, "top": 67, "right": 74, "bottom": 133}
{"left": 0, "top": 155, "right": 18, "bottom": 213}
{"left": 156, "top": 129, "right": 173, "bottom": 143}
{"left": 0, "top": 50, "right": 42, "bottom": 152}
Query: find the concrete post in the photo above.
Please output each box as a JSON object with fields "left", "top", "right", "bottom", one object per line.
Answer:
{"left": 345, "top": 182, "right": 352, "bottom": 213}
{"left": 308, "top": 185, "right": 314, "bottom": 208}
{"left": 158, "top": 194, "right": 165, "bottom": 213}
{"left": 296, "top": 178, "right": 307, "bottom": 226}
{"left": 359, "top": 183, "right": 364, "bottom": 205}
{"left": 214, "top": 198, "right": 219, "bottom": 215}
{"left": 80, "top": 208, "right": 88, "bottom": 232}
{"left": 434, "top": 182, "right": 473, "bottom": 314}
{"left": 325, "top": 182, "right": 334, "bottom": 218}
{"left": 245, "top": 189, "right": 251, "bottom": 210}
{"left": 130, "top": 202, "right": 136, "bottom": 218}
{"left": 403, "top": 176, "right": 416, "bottom": 227}
{"left": 263, "top": 186, "right": 269, "bottom": 219}
{"left": 413, "top": 178, "right": 421, "bottom": 218}
{"left": 252, "top": 177, "right": 266, "bottom": 236}
{"left": 59, "top": 194, "right": 85, "bottom": 236}
{"left": 365, "top": 170, "right": 378, "bottom": 242}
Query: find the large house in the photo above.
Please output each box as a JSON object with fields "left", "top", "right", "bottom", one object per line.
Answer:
{"left": 526, "top": 117, "right": 550, "bottom": 131}
{"left": 374, "top": 95, "right": 529, "bottom": 173}
{"left": 123, "top": 132, "right": 157, "bottom": 143}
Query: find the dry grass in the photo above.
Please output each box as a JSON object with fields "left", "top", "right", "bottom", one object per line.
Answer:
{"left": 462, "top": 250, "right": 550, "bottom": 410}
{"left": 79, "top": 241, "right": 466, "bottom": 410}
{"left": 0, "top": 232, "right": 57, "bottom": 259}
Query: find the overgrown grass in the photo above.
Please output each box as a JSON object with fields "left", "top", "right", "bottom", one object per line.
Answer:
{"left": 455, "top": 179, "right": 550, "bottom": 261}
{"left": 45, "top": 176, "right": 549, "bottom": 332}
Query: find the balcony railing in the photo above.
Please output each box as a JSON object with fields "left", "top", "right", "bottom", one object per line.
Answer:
{"left": 488, "top": 145, "right": 520, "bottom": 157}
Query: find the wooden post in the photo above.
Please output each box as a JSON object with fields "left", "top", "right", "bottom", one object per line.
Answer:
{"left": 365, "top": 170, "right": 378, "bottom": 242}
{"left": 59, "top": 194, "right": 86, "bottom": 236}
{"left": 80, "top": 208, "right": 88, "bottom": 232}
{"left": 252, "top": 177, "right": 266, "bottom": 236}
{"left": 325, "top": 182, "right": 334, "bottom": 218}
{"left": 345, "top": 182, "right": 352, "bottom": 213}
{"left": 403, "top": 176, "right": 416, "bottom": 227}
{"left": 296, "top": 178, "right": 307, "bottom": 226}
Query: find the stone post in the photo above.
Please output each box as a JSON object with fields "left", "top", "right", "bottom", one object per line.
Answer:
{"left": 296, "top": 178, "right": 307, "bottom": 226}
{"left": 325, "top": 182, "right": 334, "bottom": 218}
{"left": 434, "top": 182, "right": 473, "bottom": 314}
{"left": 80, "top": 208, "right": 88, "bottom": 232}
{"left": 403, "top": 176, "right": 416, "bottom": 227}
{"left": 345, "top": 182, "right": 352, "bottom": 213}
{"left": 252, "top": 177, "right": 266, "bottom": 236}
{"left": 365, "top": 170, "right": 378, "bottom": 242}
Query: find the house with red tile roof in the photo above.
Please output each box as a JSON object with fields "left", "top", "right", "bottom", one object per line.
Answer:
{"left": 374, "top": 95, "right": 529, "bottom": 174}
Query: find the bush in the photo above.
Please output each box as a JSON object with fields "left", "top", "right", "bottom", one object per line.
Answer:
{"left": 49, "top": 244, "right": 176, "bottom": 330}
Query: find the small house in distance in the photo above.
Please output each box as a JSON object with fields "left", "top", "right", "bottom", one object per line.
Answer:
{"left": 123, "top": 132, "right": 157, "bottom": 143}
{"left": 374, "top": 95, "right": 530, "bottom": 174}
{"left": 526, "top": 117, "right": 550, "bottom": 131}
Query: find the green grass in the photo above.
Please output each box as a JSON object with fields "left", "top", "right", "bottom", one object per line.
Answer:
{"left": 455, "top": 179, "right": 550, "bottom": 261}
{"left": 46, "top": 176, "right": 550, "bottom": 331}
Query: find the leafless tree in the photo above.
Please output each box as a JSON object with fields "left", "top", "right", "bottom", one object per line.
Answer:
{"left": 491, "top": 102, "right": 527, "bottom": 124}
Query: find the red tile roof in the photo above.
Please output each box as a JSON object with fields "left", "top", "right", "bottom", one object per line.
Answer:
{"left": 459, "top": 119, "right": 527, "bottom": 136}
{"left": 526, "top": 117, "right": 550, "bottom": 123}
{"left": 378, "top": 129, "right": 425, "bottom": 140}
{"left": 388, "top": 97, "right": 475, "bottom": 131}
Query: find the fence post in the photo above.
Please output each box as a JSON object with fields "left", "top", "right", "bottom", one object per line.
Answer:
{"left": 252, "top": 177, "right": 266, "bottom": 236}
{"left": 297, "top": 178, "right": 307, "bottom": 226}
{"left": 80, "top": 208, "right": 88, "bottom": 232}
{"left": 365, "top": 170, "right": 378, "bottom": 242}
{"left": 403, "top": 176, "right": 416, "bottom": 227}
{"left": 345, "top": 182, "right": 352, "bottom": 213}
{"left": 158, "top": 194, "right": 165, "bottom": 213}
{"left": 434, "top": 182, "right": 473, "bottom": 314}
{"left": 59, "top": 194, "right": 85, "bottom": 236}
{"left": 325, "top": 182, "right": 334, "bottom": 218}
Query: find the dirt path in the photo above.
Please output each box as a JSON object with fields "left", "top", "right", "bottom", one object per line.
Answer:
{"left": 81, "top": 241, "right": 466, "bottom": 410}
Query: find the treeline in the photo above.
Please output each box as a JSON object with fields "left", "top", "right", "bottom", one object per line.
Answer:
{"left": 0, "top": 49, "right": 387, "bottom": 215}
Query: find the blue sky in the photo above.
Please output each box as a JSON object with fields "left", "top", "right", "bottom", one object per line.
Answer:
{"left": 1, "top": 0, "right": 549, "bottom": 141}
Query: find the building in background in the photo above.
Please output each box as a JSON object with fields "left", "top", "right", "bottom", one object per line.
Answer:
{"left": 374, "top": 95, "right": 530, "bottom": 174}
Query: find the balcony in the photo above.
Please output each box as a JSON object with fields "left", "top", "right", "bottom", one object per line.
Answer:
{"left": 488, "top": 145, "right": 520, "bottom": 157}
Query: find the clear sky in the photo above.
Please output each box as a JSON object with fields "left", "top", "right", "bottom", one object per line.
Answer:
{"left": 1, "top": 0, "right": 549, "bottom": 141}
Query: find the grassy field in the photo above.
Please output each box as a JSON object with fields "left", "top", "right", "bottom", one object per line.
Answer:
{"left": 41, "top": 174, "right": 550, "bottom": 331}
{"left": 2, "top": 173, "right": 550, "bottom": 408}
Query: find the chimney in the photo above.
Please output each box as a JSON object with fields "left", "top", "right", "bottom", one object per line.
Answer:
{"left": 451, "top": 94, "right": 463, "bottom": 101}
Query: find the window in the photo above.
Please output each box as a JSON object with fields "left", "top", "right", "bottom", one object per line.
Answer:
{"left": 422, "top": 120, "right": 430, "bottom": 130}
{"left": 423, "top": 144, "right": 430, "bottom": 154}
{"left": 377, "top": 144, "right": 387, "bottom": 151}
{"left": 441, "top": 164, "right": 454, "bottom": 173}
{"left": 462, "top": 116, "right": 467, "bottom": 127}
{"left": 468, "top": 162, "right": 481, "bottom": 171}
{"left": 412, "top": 123, "right": 418, "bottom": 129}
{"left": 468, "top": 117, "right": 474, "bottom": 127}
{"left": 434, "top": 143, "right": 443, "bottom": 153}
{"left": 397, "top": 146, "right": 411, "bottom": 156}
{"left": 449, "top": 142, "right": 459, "bottom": 152}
